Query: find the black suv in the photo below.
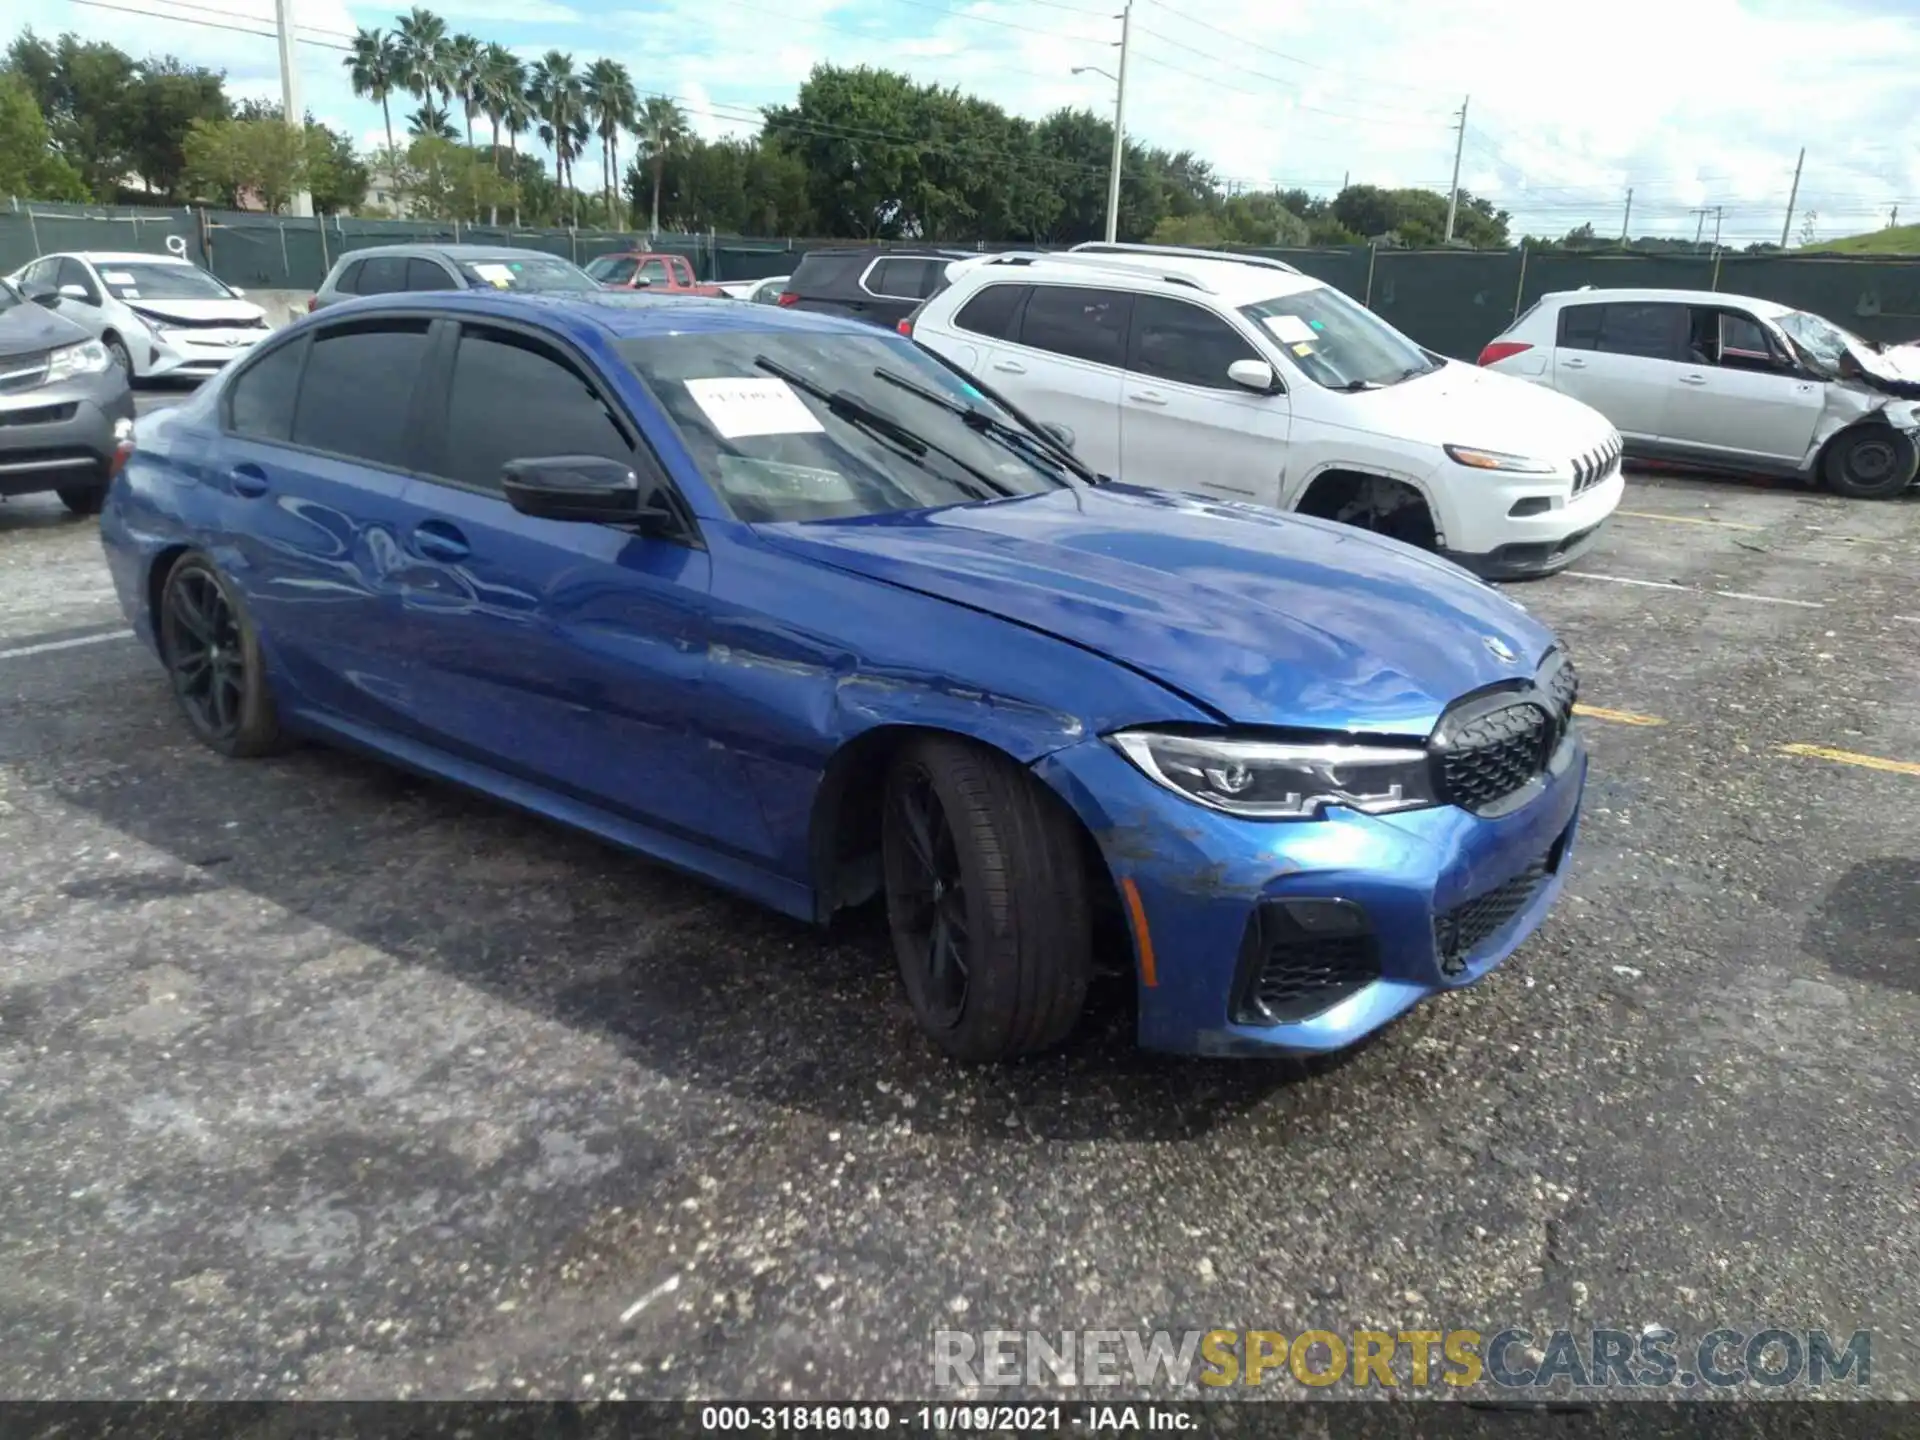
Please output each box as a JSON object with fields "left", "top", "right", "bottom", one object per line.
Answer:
{"left": 779, "top": 247, "right": 974, "bottom": 329}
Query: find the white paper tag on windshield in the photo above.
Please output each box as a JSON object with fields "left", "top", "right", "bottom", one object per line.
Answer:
{"left": 102, "top": 270, "right": 138, "bottom": 286}
{"left": 685, "top": 377, "right": 824, "bottom": 439}
{"left": 1263, "top": 314, "right": 1317, "bottom": 345}
{"left": 470, "top": 262, "right": 515, "bottom": 287}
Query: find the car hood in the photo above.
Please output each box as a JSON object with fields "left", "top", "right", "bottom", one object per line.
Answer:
{"left": 124, "top": 297, "right": 265, "bottom": 326}
{"left": 758, "top": 485, "right": 1560, "bottom": 733}
{"left": 1338, "top": 359, "right": 1616, "bottom": 456}
{"left": 0, "top": 300, "right": 91, "bottom": 358}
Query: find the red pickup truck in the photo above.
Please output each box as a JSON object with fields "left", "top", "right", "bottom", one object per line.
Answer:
{"left": 583, "top": 251, "right": 726, "bottom": 297}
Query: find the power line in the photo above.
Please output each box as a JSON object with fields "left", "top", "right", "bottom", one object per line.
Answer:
{"left": 1127, "top": 21, "right": 1446, "bottom": 121}
{"left": 70, "top": 0, "right": 350, "bottom": 49}
{"left": 1141, "top": 0, "right": 1463, "bottom": 100}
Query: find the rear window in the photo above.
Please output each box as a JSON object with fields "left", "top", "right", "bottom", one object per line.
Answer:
{"left": 866, "top": 257, "right": 943, "bottom": 300}
{"left": 454, "top": 255, "right": 599, "bottom": 293}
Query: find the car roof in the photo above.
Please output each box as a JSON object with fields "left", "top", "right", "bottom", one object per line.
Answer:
{"left": 952, "top": 252, "right": 1323, "bottom": 305}
{"left": 313, "top": 288, "right": 892, "bottom": 341}
{"left": 1539, "top": 287, "right": 1792, "bottom": 317}
{"left": 335, "top": 243, "right": 569, "bottom": 262}
{"left": 800, "top": 246, "right": 973, "bottom": 260}
{"left": 51, "top": 251, "right": 195, "bottom": 265}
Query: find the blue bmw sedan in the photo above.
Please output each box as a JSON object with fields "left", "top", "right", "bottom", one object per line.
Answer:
{"left": 100, "top": 290, "right": 1586, "bottom": 1062}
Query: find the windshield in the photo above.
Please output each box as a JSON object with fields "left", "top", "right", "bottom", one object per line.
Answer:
{"left": 0, "top": 279, "right": 19, "bottom": 315}
{"left": 1239, "top": 285, "right": 1438, "bottom": 390}
{"left": 456, "top": 255, "right": 599, "bottom": 293}
{"left": 620, "top": 331, "right": 1079, "bottom": 523}
{"left": 95, "top": 262, "right": 234, "bottom": 301}
{"left": 1775, "top": 310, "right": 1863, "bottom": 371}
{"left": 586, "top": 255, "right": 636, "bottom": 284}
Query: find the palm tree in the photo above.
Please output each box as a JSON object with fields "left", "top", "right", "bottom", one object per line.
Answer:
{"left": 500, "top": 74, "right": 536, "bottom": 226}
{"left": 583, "top": 58, "right": 637, "bottom": 229}
{"left": 446, "top": 33, "right": 483, "bottom": 149}
{"left": 632, "top": 95, "right": 689, "bottom": 239}
{"left": 406, "top": 101, "right": 457, "bottom": 141}
{"left": 344, "top": 28, "right": 401, "bottom": 162}
{"left": 394, "top": 7, "right": 450, "bottom": 110}
{"left": 529, "top": 50, "right": 585, "bottom": 229}
{"left": 475, "top": 43, "right": 522, "bottom": 224}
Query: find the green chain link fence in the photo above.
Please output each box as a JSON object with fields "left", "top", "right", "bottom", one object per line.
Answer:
{"left": 9, "top": 199, "right": 1920, "bottom": 358}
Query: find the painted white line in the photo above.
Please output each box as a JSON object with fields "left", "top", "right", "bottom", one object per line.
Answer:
{"left": 1565, "top": 571, "right": 1823, "bottom": 609}
{"left": 0, "top": 629, "right": 133, "bottom": 662}
{"left": 1898, "top": 616, "right": 1920, "bottom": 625}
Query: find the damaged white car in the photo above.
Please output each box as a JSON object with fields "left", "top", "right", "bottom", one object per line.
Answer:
{"left": 1480, "top": 287, "right": 1920, "bottom": 499}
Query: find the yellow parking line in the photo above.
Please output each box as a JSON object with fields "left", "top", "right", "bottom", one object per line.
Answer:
{"left": 1777, "top": 743, "right": 1920, "bottom": 777}
{"left": 1615, "top": 510, "right": 1763, "bottom": 531}
{"left": 1574, "top": 703, "right": 1667, "bottom": 727}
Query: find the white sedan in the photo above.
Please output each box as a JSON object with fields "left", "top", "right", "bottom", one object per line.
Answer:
{"left": 7, "top": 251, "right": 270, "bottom": 382}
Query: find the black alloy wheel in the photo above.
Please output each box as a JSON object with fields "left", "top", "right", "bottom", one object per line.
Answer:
{"left": 884, "top": 762, "right": 971, "bottom": 1030}
{"left": 157, "top": 555, "right": 284, "bottom": 757}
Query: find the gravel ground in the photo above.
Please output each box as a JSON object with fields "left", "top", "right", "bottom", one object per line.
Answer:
{"left": 2, "top": 402, "right": 1917, "bottom": 1402}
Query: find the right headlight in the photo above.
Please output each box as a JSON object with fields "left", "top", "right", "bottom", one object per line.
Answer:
{"left": 1109, "top": 729, "right": 1437, "bottom": 820}
{"left": 45, "top": 340, "right": 113, "bottom": 382}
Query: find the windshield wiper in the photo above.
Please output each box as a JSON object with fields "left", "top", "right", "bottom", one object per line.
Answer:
{"left": 871, "top": 367, "right": 1099, "bottom": 483}
{"left": 754, "top": 356, "right": 1014, "bottom": 501}
{"left": 1332, "top": 378, "right": 1381, "bottom": 392}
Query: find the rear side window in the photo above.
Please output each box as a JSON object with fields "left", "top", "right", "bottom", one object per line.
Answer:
{"left": 637, "top": 259, "right": 671, "bottom": 283}
{"left": 406, "top": 258, "right": 455, "bottom": 292}
{"left": 1562, "top": 302, "right": 1687, "bottom": 362}
{"left": 437, "top": 325, "right": 631, "bottom": 492}
{"left": 1018, "top": 285, "right": 1131, "bottom": 367}
{"left": 228, "top": 339, "right": 306, "bottom": 442}
{"left": 353, "top": 256, "right": 408, "bottom": 296}
{"left": 954, "top": 284, "right": 1029, "bottom": 340}
{"left": 1127, "top": 294, "right": 1260, "bottom": 389}
{"left": 332, "top": 259, "right": 364, "bottom": 295}
{"left": 866, "top": 258, "right": 940, "bottom": 300}
{"left": 289, "top": 320, "right": 432, "bottom": 468}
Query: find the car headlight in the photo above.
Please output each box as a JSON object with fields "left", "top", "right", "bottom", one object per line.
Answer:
{"left": 1109, "top": 730, "right": 1437, "bottom": 820}
{"left": 45, "top": 340, "right": 113, "bottom": 381}
{"left": 1445, "top": 444, "right": 1559, "bottom": 475}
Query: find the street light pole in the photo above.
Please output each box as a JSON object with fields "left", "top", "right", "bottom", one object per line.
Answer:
{"left": 1103, "top": 0, "right": 1132, "bottom": 245}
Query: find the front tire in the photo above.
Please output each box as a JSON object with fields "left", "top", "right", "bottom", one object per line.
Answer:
{"left": 57, "top": 483, "right": 105, "bottom": 515}
{"left": 1823, "top": 426, "right": 1918, "bottom": 499}
{"left": 881, "top": 736, "right": 1093, "bottom": 1062}
{"left": 157, "top": 553, "right": 285, "bottom": 758}
{"left": 103, "top": 333, "right": 134, "bottom": 378}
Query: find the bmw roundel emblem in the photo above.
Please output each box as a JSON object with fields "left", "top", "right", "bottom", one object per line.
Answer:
{"left": 1483, "top": 635, "right": 1517, "bottom": 663}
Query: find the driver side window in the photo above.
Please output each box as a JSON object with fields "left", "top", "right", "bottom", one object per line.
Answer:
{"left": 57, "top": 258, "right": 100, "bottom": 304}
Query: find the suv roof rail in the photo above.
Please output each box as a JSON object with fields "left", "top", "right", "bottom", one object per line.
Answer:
{"left": 980, "top": 251, "right": 1216, "bottom": 293}
{"left": 1068, "top": 241, "right": 1301, "bottom": 275}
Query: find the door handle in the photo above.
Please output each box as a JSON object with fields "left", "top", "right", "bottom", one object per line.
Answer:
{"left": 991, "top": 359, "right": 1026, "bottom": 374}
{"left": 229, "top": 463, "right": 269, "bottom": 497}
{"left": 411, "top": 520, "right": 470, "bottom": 562}
{"left": 1679, "top": 373, "right": 1708, "bottom": 386}
{"left": 1560, "top": 357, "right": 1587, "bottom": 369}
{"left": 1128, "top": 390, "right": 1169, "bottom": 406}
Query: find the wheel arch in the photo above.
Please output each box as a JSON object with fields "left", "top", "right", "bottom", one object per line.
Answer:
{"left": 145, "top": 543, "right": 192, "bottom": 641}
{"left": 1814, "top": 415, "right": 1920, "bottom": 496}
{"left": 1294, "top": 466, "right": 1442, "bottom": 549}
{"left": 806, "top": 722, "right": 1125, "bottom": 952}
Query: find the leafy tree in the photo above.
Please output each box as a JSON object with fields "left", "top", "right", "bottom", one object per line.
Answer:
{"left": 446, "top": 32, "right": 482, "bottom": 148}
{"left": 0, "top": 70, "right": 88, "bottom": 200}
{"left": 5, "top": 30, "right": 138, "bottom": 199}
{"left": 632, "top": 95, "right": 691, "bottom": 237}
{"left": 476, "top": 43, "right": 529, "bottom": 224}
{"left": 182, "top": 116, "right": 310, "bottom": 213}
{"left": 407, "top": 100, "right": 457, "bottom": 140}
{"left": 394, "top": 7, "right": 450, "bottom": 111}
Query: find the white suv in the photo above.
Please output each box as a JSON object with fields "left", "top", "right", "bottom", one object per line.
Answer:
{"left": 907, "top": 243, "right": 1622, "bottom": 579}
{"left": 1480, "top": 287, "right": 1920, "bottom": 500}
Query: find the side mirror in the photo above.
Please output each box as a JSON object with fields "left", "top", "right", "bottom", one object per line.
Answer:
{"left": 632, "top": 275, "right": 652, "bottom": 289}
{"left": 60, "top": 284, "right": 90, "bottom": 302}
{"left": 501, "top": 455, "right": 677, "bottom": 532}
{"left": 1228, "top": 358, "right": 1281, "bottom": 394}
{"left": 28, "top": 287, "right": 62, "bottom": 309}
{"left": 1040, "top": 421, "right": 1076, "bottom": 451}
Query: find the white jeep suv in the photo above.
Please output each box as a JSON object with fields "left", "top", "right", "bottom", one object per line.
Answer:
{"left": 907, "top": 243, "right": 1623, "bottom": 579}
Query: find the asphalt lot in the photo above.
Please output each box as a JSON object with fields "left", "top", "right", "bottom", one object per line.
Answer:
{"left": 2, "top": 386, "right": 1917, "bottom": 1401}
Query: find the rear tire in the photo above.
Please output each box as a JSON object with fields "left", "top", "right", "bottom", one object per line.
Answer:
{"left": 157, "top": 552, "right": 286, "bottom": 759}
{"left": 1823, "top": 426, "right": 1918, "bottom": 499}
{"left": 881, "top": 735, "right": 1092, "bottom": 1061}
{"left": 57, "top": 484, "right": 105, "bottom": 515}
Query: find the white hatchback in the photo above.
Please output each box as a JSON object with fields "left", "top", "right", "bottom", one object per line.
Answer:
{"left": 1480, "top": 286, "right": 1920, "bottom": 500}
{"left": 7, "top": 251, "right": 269, "bottom": 382}
{"left": 908, "top": 244, "right": 1622, "bottom": 579}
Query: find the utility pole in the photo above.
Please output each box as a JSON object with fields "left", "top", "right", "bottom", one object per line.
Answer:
{"left": 1621, "top": 187, "right": 1633, "bottom": 242}
{"left": 1102, "top": 0, "right": 1133, "bottom": 245}
{"left": 1442, "top": 96, "right": 1469, "bottom": 243}
{"left": 1712, "top": 205, "right": 1724, "bottom": 248}
{"left": 1892, "top": 205, "right": 1901, "bottom": 229}
{"left": 1780, "top": 147, "right": 1804, "bottom": 249}
{"left": 274, "top": 0, "right": 312, "bottom": 217}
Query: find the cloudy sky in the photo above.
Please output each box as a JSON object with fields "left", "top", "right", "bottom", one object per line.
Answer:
{"left": 13, "top": 0, "right": 1920, "bottom": 243}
